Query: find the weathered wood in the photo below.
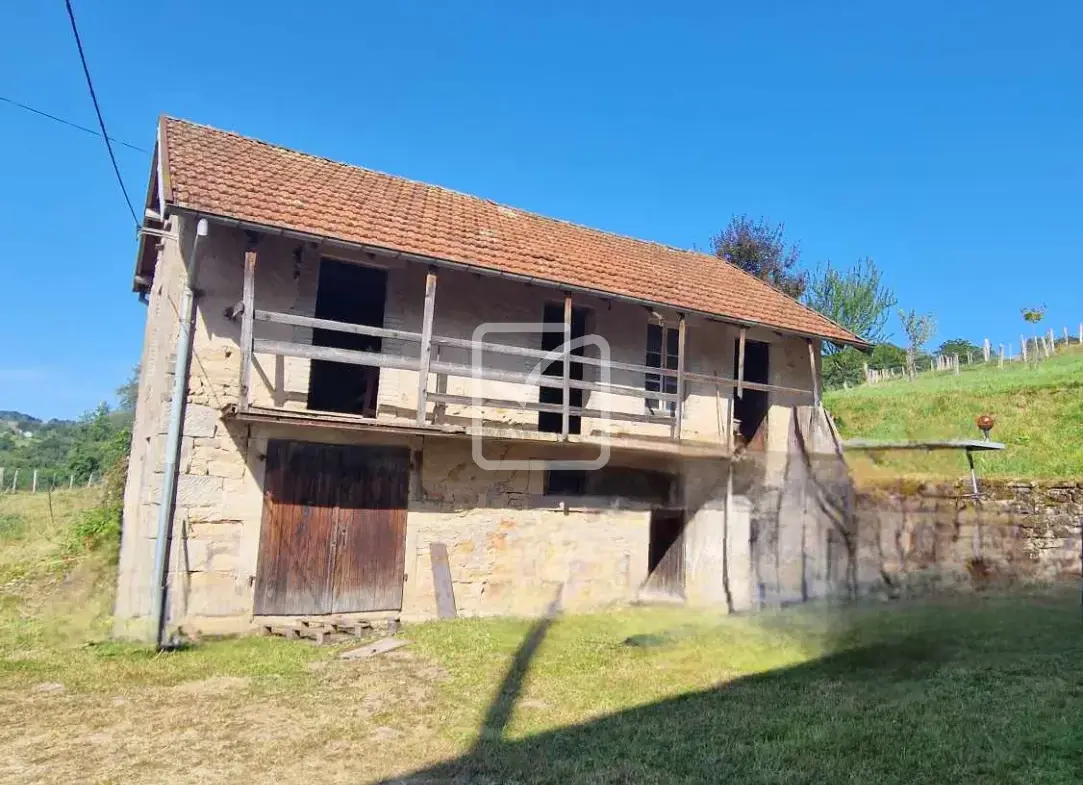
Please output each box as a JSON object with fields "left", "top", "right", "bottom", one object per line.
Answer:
{"left": 561, "top": 294, "right": 573, "bottom": 439}
{"left": 254, "top": 339, "right": 421, "bottom": 371}
{"left": 254, "top": 441, "right": 409, "bottom": 616}
{"left": 256, "top": 337, "right": 677, "bottom": 403}
{"left": 983, "top": 338, "right": 990, "bottom": 362}
{"left": 681, "top": 370, "right": 814, "bottom": 397}
{"left": 31, "top": 469, "right": 37, "bottom": 494}
{"left": 416, "top": 270, "right": 438, "bottom": 425}
{"left": 239, "top": 251, "right": 257, "bottom": 412}
{"left": 429, "top": 542, "right": 457, "bottom": 619}
{"left": 807, "top": 339, "right": 821, "bottom": 406}
{"left": 1020, "top": 334, "right": 1028, "bottom": 362}
{"left": 736, "top": 327, "right": 747, "bottom": 399}
{"left": 426, "top": 392, "right": 674, "bottom": 425}
{"left": 433, "top": 335, "right": 680, "bottom": 377}
{"left": 672, "top": 315, "right": 687, "bottom": 438}
{"left": 254, "top": 309, "right": 422, "bottom": 343}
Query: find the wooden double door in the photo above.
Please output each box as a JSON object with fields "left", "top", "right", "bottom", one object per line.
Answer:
{"left": 254, "top": 441, "right": 409, "bottom": 616}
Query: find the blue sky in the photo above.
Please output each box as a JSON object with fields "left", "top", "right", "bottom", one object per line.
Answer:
{"left": 1, "top": 1, "right": 1080, "bottom": 419}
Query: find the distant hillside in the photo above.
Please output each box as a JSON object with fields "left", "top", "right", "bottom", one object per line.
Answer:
{"left": 0, "top": 406, "right": 131, "bottom": 490}
{"left": 826, "top": 347, "right": 1083, "bottom": 480}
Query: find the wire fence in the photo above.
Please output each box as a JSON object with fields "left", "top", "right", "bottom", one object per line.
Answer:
{"left": 0, "top": 467, "right": 104, "bottom": 494}
{"left": 864, "top": 323, "right": 1082, "bottom": 385}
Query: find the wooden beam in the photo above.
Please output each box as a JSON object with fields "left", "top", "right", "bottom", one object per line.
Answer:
{"left": 239, "top": 250, "right": 257, "bottom": 412}
{"left": 427, "top": 392, "right": 674, "bottom": 425}
{"left": 672, "top": 315, "right": 686, "bottom": 439}
{"left": 254, "top": 310, "right": 422, "bottom": 342}
{"left": 415, "top": 270, "right": 438, "bottom": 425}
{"left": 429, "top": 543, "right": 457, "bottom": 619}
{"left": 736, "top": 327, "right": 747, "bottom": 399}
{"left": 808, "top": 339, "right": 821, "bottom": 406}
{"left": 433, "top": 334, "right": 681, "bottom": 377}
{"left": 255, "top": 338, "right": 678, "bottom": 401}
{"left": 561, "top": 294, "right": 572, "bottom": 439}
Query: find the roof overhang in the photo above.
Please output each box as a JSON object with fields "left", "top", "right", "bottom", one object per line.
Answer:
{"left": 171, "top": 205, "right": 873, "bottom": 351}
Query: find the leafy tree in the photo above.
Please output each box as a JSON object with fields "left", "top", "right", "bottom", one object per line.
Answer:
{"left": 805, "top": 258, "right": 897, "bottom": 351}
{"left": 711, "top": 215, "right": 807, "bottom": 298}
{"left": 899, "top": 309, "right": 937, "bottom": 380}
{"left": 937, "top": 338, "right": 981, "bottom": 359}
{"left": 869, "top": 343, "right": 908, "bottom": 370}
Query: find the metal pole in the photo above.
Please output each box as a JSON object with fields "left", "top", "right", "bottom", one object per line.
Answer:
{"left": 151, "top": 217, "right": 208, "bottom": 650}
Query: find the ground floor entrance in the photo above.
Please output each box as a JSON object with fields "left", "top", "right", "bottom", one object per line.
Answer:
{"left": 253, "top": 440, "right": 409, "bottom": 615}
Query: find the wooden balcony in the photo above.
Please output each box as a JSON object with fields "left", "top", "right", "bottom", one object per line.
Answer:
{"left": 224, "top": 253, "right": 821, "bottom": 457}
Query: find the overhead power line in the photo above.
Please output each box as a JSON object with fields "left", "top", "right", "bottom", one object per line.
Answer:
{"left": 0, "top": 95, "right": 149, "bottom": 154}
{"left": 63, "top": 0, "right": 140, "bottom": 228}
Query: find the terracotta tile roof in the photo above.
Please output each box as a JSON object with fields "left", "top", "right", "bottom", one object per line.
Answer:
{"left": 159, "top": 117, "right": 865, "bottom": 346}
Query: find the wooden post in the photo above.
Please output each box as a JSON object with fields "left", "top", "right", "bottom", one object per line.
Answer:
{"left": 966, "top": 351, "right": 972, "bottom": 366}
{"left": 1020, "top": 335, "right": 1028, "bottom": 362}
{"left": 1078, "top": 322, "right": 1082, "bottom": 345}
{"left": 561, "top": 294, "right": 572, "bottom": 439}
{"left": 1064, "top": 327, "right": 1070, "bottom": 344}
{"left": 238, "top": 250, "right": 257, "bottom": 412}
{"left": 1049, "top": 328, "right": 1056, "bottom": 352}
{"left": 31, "top": 470, "right": 37, "bottom": 494}
{"left": 0, "top": 468, "right": 4, "bottom": 491}
{"left": 954, "top": 353, "right": 960, "bottom": 375}
{"left": 736, "top": 327, "right": 747, "bottom": 399}
{"left": 86, "top": 473, "right": 93, "bottom": 488}
{"left": 10, "top": 469, "right": 17, "bottom": 492}
{"left": 808, "top": 339, "right": 821, "bottom": 406}
{"left": 672, "top": 315, "right": 686, "bottom": 439}
{"left": 998, "top": 345, "right": 1004, "bottom": 369}
{"left": 415, "top": 269, "right": 438, "bottom": 425}
{"left": 983, "top": 338, "right": 990, "bottom": 362}
{"left": 69, "top": 473, "right": 74, "bottom": 490}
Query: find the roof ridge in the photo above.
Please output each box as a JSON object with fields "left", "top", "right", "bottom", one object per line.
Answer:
{"left": 162, "top": 116, "right": 726, "bottom": 264}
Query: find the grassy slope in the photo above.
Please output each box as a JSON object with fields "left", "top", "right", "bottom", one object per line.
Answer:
{"left": 1, "top": 491, "right": 1081, "bottom": 783}
{"left": 825, "top": 346, "right": 1083, "bottom": 480}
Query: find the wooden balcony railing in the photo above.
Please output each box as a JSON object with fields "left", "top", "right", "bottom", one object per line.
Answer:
{"left": 229, "top": 252, "right": 820, "bottom": 446}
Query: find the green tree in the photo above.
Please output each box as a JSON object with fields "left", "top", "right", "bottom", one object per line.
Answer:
{"left": 805, "top": 257, "right": 897, "bottom": 350}
{"left": 937, "top": 338, "right": 981, "bottom": 359}
{"left": 710, "top": 215, "right": 807, "bottom": 298}
{"left": 899, "top": 309, "right": 937, "bottom": 380}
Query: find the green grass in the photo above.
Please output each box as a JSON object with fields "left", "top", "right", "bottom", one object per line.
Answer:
{"left": 1, "top": 491, "right": 1081, "bottom": 783}
{"left": 826, "top": 346, "right": 1083, "bottom": 480}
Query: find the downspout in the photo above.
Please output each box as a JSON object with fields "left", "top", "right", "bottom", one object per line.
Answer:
{"left": 151, "top": 216, "right": 208, "bottom": 650}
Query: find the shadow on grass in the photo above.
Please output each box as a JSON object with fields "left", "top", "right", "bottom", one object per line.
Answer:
{"left": 391, "top": 593, "right": 1083, "bottom": 784}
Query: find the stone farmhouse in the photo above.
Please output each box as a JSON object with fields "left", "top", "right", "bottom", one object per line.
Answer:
{"left": 115, "top": 117, "right": 866, "bottom": 643}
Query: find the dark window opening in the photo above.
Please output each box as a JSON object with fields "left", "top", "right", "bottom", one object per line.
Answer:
{"left": 648, "top": 509, "right": 685, "bottom": 595}
{"left": 538, "top": 303, "right": 589, "bottom": 434}
{"left": 306, "top": 259, "right": 387, "bottom": 416}
{"left": 544, "top": 466, "right": 674, "bottom": 505}
{"left": 645, "top": 323, "right": 679, "bottom": 414}
{"left": 733, "top": 338, "right": 770, "bottom": 447}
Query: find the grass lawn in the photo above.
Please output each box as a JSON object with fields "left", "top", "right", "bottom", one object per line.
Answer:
{"left": 2, "top": 493, "right": 1082, "bottom": 784}
{"left": 826, "top": 346, "right": 1083, "bottom": 480}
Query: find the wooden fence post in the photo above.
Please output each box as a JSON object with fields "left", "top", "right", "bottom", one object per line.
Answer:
{"left": 69, "top": 474, "right": 74, "bottom": 490}
{"left": 983, "top": 338, "right": 990, "bottom": 362}
{"left": 998, "top": 345, "right": 1004, "bottom": 369}
{"left": 672, "top": 315, "right": 687, "bottom": 438}
{"left": 736, "top": 328, "right": 747, "bottom": 398}
{"left": 238, "top": 249, "right": 257, "bottom": 412}
{"left": 31, "top": 470, "right": 37, "bottom": 494}
{"left": 415, "top": 269, "right": 438, "bottom": 425}
{"left": 1020, "top": 335, "right": 1028, "bottom": 362}
{"left": 954, "top": 353, "right": 960, "bottom": 375}
{"left": 12, "top": 469, "right": 18, "bottom": 492}
{"left": 560, "top": 294, "right": 572, "bottom": 439}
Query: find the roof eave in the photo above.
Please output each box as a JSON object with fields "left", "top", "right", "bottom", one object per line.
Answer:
{"left": 171, "top": 205, "right": 870, "bottom": 349}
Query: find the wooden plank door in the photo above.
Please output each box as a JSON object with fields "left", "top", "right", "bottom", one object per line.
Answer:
{"left": 647, "top": 509, "right": 685, "bottom": 596}
{"left": 253, "top": 441, "right": 339, "bottom": 615}
{"left": 330, "top": 446, "right": 409, "bottom": 613}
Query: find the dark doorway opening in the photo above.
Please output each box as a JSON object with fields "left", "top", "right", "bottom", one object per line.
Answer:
{"left": 306, "top": 259, "right": 387, "bottom": 416}
{"left": 648, "top": 509, "right": 685, "bottom": 595}
{"left": 733, "top": 339, "right": 770, "bottom": 448}
{"left": 538, "top": 303, "right": 589, "bottom": 434}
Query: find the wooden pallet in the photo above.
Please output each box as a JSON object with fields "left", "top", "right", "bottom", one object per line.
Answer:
{"left": 260, "top": 616, "right": 400, "bottom": 645}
